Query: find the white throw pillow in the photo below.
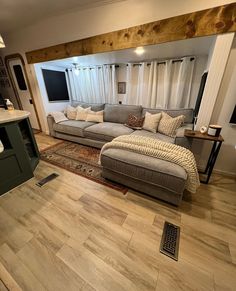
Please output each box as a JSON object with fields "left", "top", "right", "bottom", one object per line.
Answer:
{"left": 86, "top": 110, "right": 104, "bottom": 123}
{"left": 158, "top": 111, "right": 185, "bottom": 137}
{"left": 49, "top": 112, "right": 68, "bottom": 123}
{"left": 76, "top": 106, "right": 91, "bottom": 121}
{"left": 142, "top": 112, "right": 162, "bottom": 133}
{"left": 65, "top": 105, "right": 77, "bottom": 120}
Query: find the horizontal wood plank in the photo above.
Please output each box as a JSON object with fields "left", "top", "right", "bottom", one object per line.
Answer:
{"left": 26, "top": 3, "right": 236, "bottom": 64}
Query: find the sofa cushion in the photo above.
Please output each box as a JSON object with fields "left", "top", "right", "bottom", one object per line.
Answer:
{"left": 158, "top": 112, "right": 185, "bottom": 137}
{"left": 65, "top": 105, "right": 77, "bottom": 120}
{"left": 101, "top": 148, "right": 187, "bottom": 194}
{"left": 84, "top": 122, "right": 134, "bottom": 141}
{"left": 75, "top": 106, "right": 91, "bottom": 121}
{"left": 142, "top": 108, "right": 194, "bottom": 124}
{"left": 104, "top": 104, "right": 142, "bottom": 123}
{"left": 53, "top": 120, "right": 95, "bottom": 137}
{"left": 125, "top": 114, "right": 144, "bottom": 129}
{"left": 142, "top": 112, "right": 162, "bottom": 133}
{"left": 71, "top": 102, "right": 105, "bottom": 112}
{"left": 86, "top": 110, "right": 104, "bottom": 123}
{"left": 131, "top": 130, "right": 175, "bottom": 143}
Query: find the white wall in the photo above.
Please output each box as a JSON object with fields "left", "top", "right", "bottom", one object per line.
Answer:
{"left": 210, "top": 39, "right": 236, "bottom": 175}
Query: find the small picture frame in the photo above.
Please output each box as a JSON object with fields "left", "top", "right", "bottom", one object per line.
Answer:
{"left": 118, "top": 82, "right": 126, "bottom": 94}
{"left": 0, "top": 57, "right": 3, "bottom": 66}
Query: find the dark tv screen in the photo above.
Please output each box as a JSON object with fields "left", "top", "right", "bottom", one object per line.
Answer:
{"left": 42, "top": 69, "right": 69, "bottom": 102}
{"left": 194, "top": 72, "right": 208, "bottom": 118}
{"left": 230, "top": 105, "right": 236, "bottom": 124}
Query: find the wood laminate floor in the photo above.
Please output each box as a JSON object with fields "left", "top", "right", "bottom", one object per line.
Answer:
{"left": 0, "top": 133, "right": 235, "bottom": 291}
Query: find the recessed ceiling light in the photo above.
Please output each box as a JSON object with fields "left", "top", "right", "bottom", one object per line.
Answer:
{"left": 135, "top": 46, "right": 145, "bottom": 55}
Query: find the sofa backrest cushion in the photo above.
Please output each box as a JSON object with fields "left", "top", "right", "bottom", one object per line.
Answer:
{"left": 104, "top": 104, "right": 142, "bottom": 123}
{"left": 142, "top": 108, "right": 194, "bottom": 124}
{"left": 72, "top": 102, "right": 105, "bottom": 112}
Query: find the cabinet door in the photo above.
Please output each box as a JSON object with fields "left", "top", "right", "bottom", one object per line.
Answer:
{"left": 0, "top": 122, "right": 33, "bottom": 195}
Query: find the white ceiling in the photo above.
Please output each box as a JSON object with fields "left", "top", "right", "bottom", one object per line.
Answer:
{"left": 45, "top": 35, "right": 215, "bottom": 68}
{"left": 0, "top": 0, "right": 124, "bottom": 33}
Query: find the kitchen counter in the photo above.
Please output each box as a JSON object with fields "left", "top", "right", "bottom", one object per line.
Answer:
{"left": 0, "top": 109, "right": 30, "bottom": 124}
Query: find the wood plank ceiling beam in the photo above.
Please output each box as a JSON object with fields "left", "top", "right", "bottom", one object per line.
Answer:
{"left": 26, "top": 3, "right": 236, "bottom": 64}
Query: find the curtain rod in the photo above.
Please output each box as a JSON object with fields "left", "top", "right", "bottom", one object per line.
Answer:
{"left": 124, "top": 57, "right": 195, "bottom": 67}
{"left": 66, "top": 57, "right": 195, "bottom": 71}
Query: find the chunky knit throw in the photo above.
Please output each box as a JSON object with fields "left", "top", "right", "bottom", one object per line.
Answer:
{"left": 100, "top": 135, "right": 200, "bottom": 193}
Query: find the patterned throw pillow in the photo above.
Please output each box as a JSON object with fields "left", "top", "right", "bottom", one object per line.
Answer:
{"left": 49, "top": 112, "right": 68, "bottom": 123}
{"left": 86, "top": 110, "right": 104, "bottom": 123}
{"left": 142, "top": 112, "right": 162, "bottom": 133}
{"left": 158, "top": 112, "right": 185, "bottom": 137}
{"left": 76, "top": 106, "right": 91, "bottom": 121}
{"left": 125, "top": 114, "right": 144, "bottom": 129}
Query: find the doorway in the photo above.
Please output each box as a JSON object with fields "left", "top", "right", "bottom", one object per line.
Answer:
{"left": 5, "top": 54, "right": 41, "bottom": 130}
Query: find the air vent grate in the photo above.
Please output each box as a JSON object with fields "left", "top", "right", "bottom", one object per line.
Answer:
{"left": 160, "top": 221, "right": 180, "bottom": 261}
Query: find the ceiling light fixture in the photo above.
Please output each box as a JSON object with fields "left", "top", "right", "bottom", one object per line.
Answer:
{"left": 0, "top": 34, "right": 5, "bottom": 48}
{"left": 135, "top": 46, "right": 145, "bottom": 55}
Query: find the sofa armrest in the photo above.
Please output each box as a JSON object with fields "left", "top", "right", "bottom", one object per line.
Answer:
{"left": 47, "top": 115, "right": 56, "bottom": 136}
{"left": 175, "top": 124, "right": 193, "bottom": 149}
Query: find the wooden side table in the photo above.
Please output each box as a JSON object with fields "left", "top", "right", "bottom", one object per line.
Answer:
{"left": 184, "top": 129, "right": 224, "bottom": 184}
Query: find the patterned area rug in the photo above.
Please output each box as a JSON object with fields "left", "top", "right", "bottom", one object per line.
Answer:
{"left": 40, "top": 141, "right": 128, "bottom": 193}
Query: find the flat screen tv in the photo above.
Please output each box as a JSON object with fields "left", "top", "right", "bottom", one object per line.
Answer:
{"left": 230, "top": 105, "right": 236, "bottom": 124}
{"left": 42, "top": 69, "right": 69, "bottom": 102}
{"left": 194, "top": 71, "right": 208, "bottom": 118}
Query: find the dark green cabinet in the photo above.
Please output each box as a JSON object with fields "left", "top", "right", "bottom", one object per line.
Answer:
{"left": 0, "top": 117, "right": 39, "bottom": 195}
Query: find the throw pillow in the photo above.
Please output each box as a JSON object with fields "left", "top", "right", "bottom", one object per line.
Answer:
{"left": 142, "top": 112, "right": 162, "bottom": 133}
{"left": 125, "top": 114, "right": 144, "bottom": 130}
{"left": 65, "top": 105, "right": 77, "bottom": 120}
{"left": 86, "top": 110, "right": 104, "bottom": 123}
{"left": 158, "top": 111, "right": 185, "bottom": 137}
{"left": 76, "top": 106, "right": 91, "bottom": 121}
{"left": 49, "top": 112, "right": 68, "bottom": 123}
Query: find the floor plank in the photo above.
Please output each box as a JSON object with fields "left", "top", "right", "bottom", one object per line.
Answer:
{"left": 57, "top": 238, "right": 138, "bottom": 291}
{"left": 79, "top": 193, "right": 128, "bottom": 225}
{"left": 84, "top": 232, "right": 158, "bottom": 290}
{"left": 18, "top": 210, "right": 70, "bottom": 253}
{"left": 17, "top": 238, "right": 87, "bottom": 291}
{"left": 0, "top": 243, "right": 44, "bottom": 291}
{"left": 0, "top": 206, "right": 33, "bottom": 252}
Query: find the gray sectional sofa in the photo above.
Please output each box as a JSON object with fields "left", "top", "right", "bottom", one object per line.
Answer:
{"left": 47, "top": 102, "right": 194, "bottom": 206}
{"left": 47, "top": 102, "right": 193, "bottom": 149}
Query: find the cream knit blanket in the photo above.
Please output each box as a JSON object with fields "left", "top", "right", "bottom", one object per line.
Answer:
{"left": 100, "top": 135, "right": 200, "bottom": 193}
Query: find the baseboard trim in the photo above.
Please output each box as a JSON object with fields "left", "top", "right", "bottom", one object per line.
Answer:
{"left": 212, "top": 168, "right": 236, "bottom": 178}
{"left": 198, "top": 165, "right": 236, "bottom": 178}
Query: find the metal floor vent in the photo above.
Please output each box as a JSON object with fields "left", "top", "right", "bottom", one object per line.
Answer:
{"left": 36, "top": 173, "right": 59, "bottom": 187}
{"left": 160, "top": 221, "right": 180, "bottom": 261}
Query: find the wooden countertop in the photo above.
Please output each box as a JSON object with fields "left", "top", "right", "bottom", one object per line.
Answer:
{"left": 0, "top": 109, "right": 30, "bottom": 124}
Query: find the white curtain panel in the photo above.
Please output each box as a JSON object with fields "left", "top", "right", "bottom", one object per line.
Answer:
{"left": 68, "top": 65, "right": 117, "bottom": 104}
{"left": 125, "top": 56, "right": 195, "bottom": 109}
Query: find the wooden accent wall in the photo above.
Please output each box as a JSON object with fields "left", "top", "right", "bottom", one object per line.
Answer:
{"left": 26, "top": 3, "right": 236, "bottom": 64}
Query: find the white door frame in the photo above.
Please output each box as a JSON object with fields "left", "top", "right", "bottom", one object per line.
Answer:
{"left": 5, "top": 53, "right": 42, "bottom": 130}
